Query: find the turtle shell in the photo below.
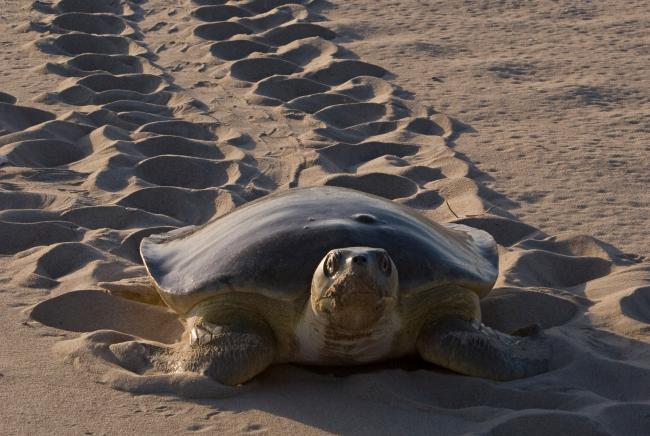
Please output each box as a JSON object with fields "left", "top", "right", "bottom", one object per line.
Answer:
{"left": 140, "top": 186, "right": 498, "bottom": 314}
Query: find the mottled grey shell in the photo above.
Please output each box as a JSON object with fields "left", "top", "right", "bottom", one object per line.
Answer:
{"left": 141, "top": 186, "right": 498, "bottom": 314}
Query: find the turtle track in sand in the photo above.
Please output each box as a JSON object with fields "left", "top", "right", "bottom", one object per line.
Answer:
{"left": 0, "top": 0, "right": 649, "bottom": 432}
{"left": 1, "top": 0, "right": 269, "bottom": 309}
{"left": 177, "top": 0, "right": 471, "bottom": 212}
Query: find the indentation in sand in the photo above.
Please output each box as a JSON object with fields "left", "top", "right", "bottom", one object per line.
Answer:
{"left": 51, "top": 0, "right": 126, "bottom": 14}
{"left": 0, "top": 221, "right": 82, "bottom": 255}
{"left": 314, "top": 102, "right": 386, "bottom": 128}
{"left": 117, "top": 187, "right": 239, "bottom": 225}
{"left": 35, "top": 242, "right": 106, "bottom": 280}
{"left": 76, "top": 73, "right": 163, "bottom": 93}
{"left": 317, "top": 141, "right": 419, "bottom": 170}
{"left": 49, "top": 53, "right": 146, "bottom": 76}
{"left": 288, "top": 92, "right": 357, "bottom": 113}
{"left": 324, "top": 173, "right": 418, "bottom": 199}
{"left": 230, "top": 57, "right": 300, "bottom": 82}
{"left": 253, "top": 76, "right": 328, "bottom": 101}
{"left": 191, "top": 5, "right": 251, "bottom": 22}
{"left": 499, "top": 249, "right": 613, "bottom": 288}
{"left": 209, "top": 39, "right": 270, "bottom": 60}
{"left": 136, "top": 120, "right": 215, "bottom": 141}
{"left": 61, "top": 205, "right": 181, "bottom": 230}
{"left": 261, "top": 23, "right": 336, "bottom": 46}
{"left": 38, "top": 33, "right": 145, "bottom": 56}
{"left": 132, "top": 135, "right": 224, "bottom": 159}
{"left": 51, "top": 13, "right": 128, "bottom": 36}
{"left": 193, "top": 22, "right": 252, "bottom": 41}
{"left": 0, "top": 103, "right": 55, "bottom": 134}
{"left": 2, "top": 139, "right": 88, "bottom": 167}
{"left": 306, "top": 60, "right": 389, "bottom": 86}
{"left": 135, "top": 155, "right": 256, "bottom": 190}
{"left": 31, "top": 290, "right": 182, "bottom": 341}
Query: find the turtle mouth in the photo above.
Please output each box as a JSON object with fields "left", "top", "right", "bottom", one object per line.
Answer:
{"left": 316, "top": 292, "right": 394, "bottom": 310}
{"left": 314, "top": 289, "right": 394, "bottom": 332}
{"left": 315, "top": 272, "right": 395, "bottom": 313}
{"left": 316, "top": 271, "right": 394, "bottom": 306}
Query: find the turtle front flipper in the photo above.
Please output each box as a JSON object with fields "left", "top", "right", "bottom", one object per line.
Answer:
{"left": 416, "top": 317, "right": 551, "bottom": 380}
{"left": 99, "top": 276, "right": 165, "bottom": 306}
{"left": 177, "top": 316, "right": 276, "bottom": 386}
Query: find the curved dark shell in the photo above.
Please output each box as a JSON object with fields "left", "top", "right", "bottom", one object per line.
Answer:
{"left": 141, "top": 186, "right": 498, "bottom": 314}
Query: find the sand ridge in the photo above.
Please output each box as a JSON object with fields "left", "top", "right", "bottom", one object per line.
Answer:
{"left": 0, "top": 0, "right": 649, "bottom": 434}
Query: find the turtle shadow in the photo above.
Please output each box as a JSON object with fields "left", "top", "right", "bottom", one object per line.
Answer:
{"left": 294, "top": 355, "right": 444, "bottom": 377}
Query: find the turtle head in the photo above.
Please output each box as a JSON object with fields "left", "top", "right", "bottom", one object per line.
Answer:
{"left": 310, "top": 247, "right": 398, "bottom": 332}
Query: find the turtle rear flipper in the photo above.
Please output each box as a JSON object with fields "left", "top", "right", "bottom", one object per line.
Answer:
{"left": 417, "top": 317, "right": 551, "bottom": 380}
{"left": 99, "top": 276, "right": 165, "bottom": 307}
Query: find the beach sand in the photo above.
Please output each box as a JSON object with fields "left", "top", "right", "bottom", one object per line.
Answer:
{"left": 1, "top": 0, "right": 649, "bottom": 434}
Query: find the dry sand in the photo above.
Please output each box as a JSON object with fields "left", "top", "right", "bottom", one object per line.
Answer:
{"left": 1, "top": 0, "right": 649, "bottom": 435}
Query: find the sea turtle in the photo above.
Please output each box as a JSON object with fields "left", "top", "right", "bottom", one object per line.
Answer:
{"left": 106, "top": 186, "right": 550, "bottom": 385}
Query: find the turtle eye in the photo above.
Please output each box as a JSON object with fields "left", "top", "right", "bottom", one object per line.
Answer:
{"left": 379, "top": 253, "right": 392, "bottom": 275}
{"left": 324, "top": 252, "right": 339, "bottom": 277}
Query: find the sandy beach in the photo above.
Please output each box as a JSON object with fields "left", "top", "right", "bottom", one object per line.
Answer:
{"left": 1, "top": 0, "right": 649, "bottom": 434}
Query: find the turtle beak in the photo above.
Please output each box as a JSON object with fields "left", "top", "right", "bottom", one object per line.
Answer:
{"left": 316, "top": 282, "right": 394, "bottom": 307}
{"left": 316, "top": 286, "right": 393, "bottom": 331}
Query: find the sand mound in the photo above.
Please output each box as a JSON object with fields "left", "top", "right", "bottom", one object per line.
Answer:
{"left": 0, "top": 0, "right": 647, "bottom": 434}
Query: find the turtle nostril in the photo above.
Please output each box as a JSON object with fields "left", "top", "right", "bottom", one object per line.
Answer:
{"left": 352, "top": 255, "right": 367, "bottom": 264}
